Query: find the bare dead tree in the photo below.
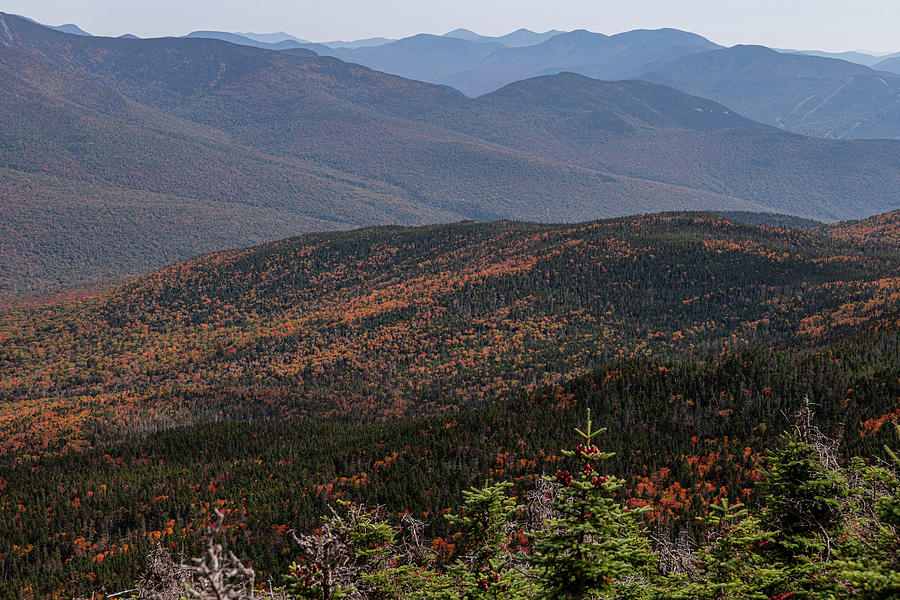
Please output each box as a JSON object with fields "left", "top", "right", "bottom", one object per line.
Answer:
{"left": 651, "top": 528, "right": 697, "bottom": 577}
{"left": 136, "top": 545, "right": 191, "bottom": 600}
{"left": 398, "top": 513, "right": 429, "bottom": 564}
{"left": 791, "top": 396, "right": 843, "bottom": 473}
{"left": 184, "top": 509, "right": 256, "bottom": 600}
{"left": 524, "top": 476, "right": 560, "bottom": 533}
{"left": 288, "top": 504, "right": 390, "bottom": 600}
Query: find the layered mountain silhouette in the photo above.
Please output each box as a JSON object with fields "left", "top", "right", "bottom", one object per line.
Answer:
{"left": 874, "top": 55, "right": 900, "bottom": 74}
{"left": 297, "top": 28, "right": 721, "bottom": 96}
{"left": 178, "top": 26, "right": 900, "bottom": 141}
{"left": 189, "top": 27, "right": 564, "bottom": 53}
{"left": 443, "top": 27, "right": 564, "bottom": 47}
{"left": 16, "top": 15, "right": 91, "bottom": 36}
{"left": 323, "top": 36, "right": 395, "bottom": 49}
{"left": 183, "top": 30, "right": 322, "bottom": 51}
{"left": 237, "top": 31, "right": 308, "bottom": 44}
{"left": 641, "top": 45, "right": 900, "bottom": 139}
{"left": 1, "top": 13, "right": 900, "bottom": 293}
{"left": 781, "top": 49, "right": 886, "bottom": 67}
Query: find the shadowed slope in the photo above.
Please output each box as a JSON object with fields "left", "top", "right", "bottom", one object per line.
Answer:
{"left": 642, "top": 45, "right": 900, "bottom": 139}
{"left": 3, "top": 213, "right": 899, "bottom": 455}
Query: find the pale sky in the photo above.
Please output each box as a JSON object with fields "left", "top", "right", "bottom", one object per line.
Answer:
{"left": 5, "top": 0, "right": 900, "bottom": 54}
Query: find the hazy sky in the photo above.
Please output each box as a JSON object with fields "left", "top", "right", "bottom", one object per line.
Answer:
{"left": 5, "top": 0, "right": 900, "bottom": 53}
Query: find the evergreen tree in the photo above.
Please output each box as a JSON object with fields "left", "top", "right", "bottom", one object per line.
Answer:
{"left": 669, "top": 498, "right": 788, "bottom": 599}
{"left": 444, "top": 482, "right": 534, "bottom": 599}
{"left": 760, "top": 433, "right": 848, "bottom": 562}
{"left": 529, "top": 410, "right": 655, "bottom": 599}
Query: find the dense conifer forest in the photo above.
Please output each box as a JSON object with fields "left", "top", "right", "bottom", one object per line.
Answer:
{"left": 1, "top": 212, "right": 899, "bottom": 597}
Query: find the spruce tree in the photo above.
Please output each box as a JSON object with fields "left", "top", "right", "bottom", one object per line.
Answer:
{"left": 669, "top": 498, "right": 788, "bottom": 600}
{"left": 529, "top": 410, "right": 655, "bottom": 599}
{"left": 444, "top": 482, "right": 534, "bottom": 599}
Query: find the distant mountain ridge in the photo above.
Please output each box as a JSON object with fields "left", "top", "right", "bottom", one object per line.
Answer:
{"left": 642, "top": 44, "right": 900, "bottom": 139}
{"left": 2, "top": 12, "right": 900, "bottom": 293}
{"left": 237, "top": 31, "right": 308, "bottom": 44}
{"left": 779, "top": 49, "right": 887, "bottom": 66}
{"left": 14, "top": 14, "right": 91, "bottom": 36}
{"left": 323, "top": 36, "right": 395, "bottom": 49}
{"left": 174, "top": 24, "right": 900, "bottom": 140}
{"left": 291, "top": 27, "right": 721, "bottom": 96}
{"left": 183, "top": 30, "right": 315, "bottom": 50}
{"left": 874, "top": 55, "right": 900, "bottom": 74}
{"left": 183, "top": 26, "right": 566, "bottom": 52}
{"left": 443, "top": 27, "right": 565, "bottom": 47}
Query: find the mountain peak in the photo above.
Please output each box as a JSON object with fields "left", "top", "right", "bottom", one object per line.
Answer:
{"left": 236, "top": 31, "right": 308, "bottom": 44}
{"left": 443, "top": 28, "right": 483, "bottom": 41}
{"left": 10, "top": 14, "right": 91, "bottom": 36}
{"left": 728, "top": 44, "right": 780, "bottom": 55}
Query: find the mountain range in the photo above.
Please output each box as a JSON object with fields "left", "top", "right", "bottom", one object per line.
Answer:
{"left": 180, "top": 26, "right": 900, "bottom": 141}
{"left": 185, "top": 26, "right": 565, "bottom": 52}
{"left": 290, "top": 28, "right": 723, "bottom": 96}
{"left": 641, "top": 45, "right": 900, "bottom": 139}
{"left": 442, "top": 27, "right": 565, "bottom": 47}
{"left": 27, "top": 17, "right": 900, "bottom": 141}
{"left": 2, "top": 12, "right": 900, "bottom": 293}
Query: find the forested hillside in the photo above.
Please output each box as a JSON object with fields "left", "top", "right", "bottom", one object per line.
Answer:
{"left": 3, "top": 13, "right": 900, "bottom": 292}
{"left": 2, "top": 213, "right": 899, "bottom": 457}
{"left": 822, "top": 209, "right": 900, "bottom": 246}
{"left": 2, "top": 331, "right": 898, "bottom": 597}
{"left": 2, "top": 212, "right": 900, "bottom": 596}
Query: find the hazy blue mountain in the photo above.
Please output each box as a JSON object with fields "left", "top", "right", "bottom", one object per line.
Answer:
{"left": 873, "top": 55, "right": 900, "bottom": 74}
{"left": 423, "top": 72, "right": 900, "bottom": 220}
{"left": 184, "top": 30, "right": 300, "bottom": 49}
{"left": 185, "top": 30, "right": 326, "bottom": 53}
{"left": 186, "top": 30, "right": 271, "bottom": 46}
{"left": 118, "top": 34, "right": 139, "bottom": 40}
{"left": 321, "top": 34, "right": 506, "bottom": 85}
{"left": 16, "top": 15, "right": 91, "bottom": 36}
{"left": 443, "top": 28, "right": 485, "bottom": 41}
{"left": 316, "top": 28, "right": 720, "bottom": 96}
{"left": 50, "top": 23, "right": 91, "bottom": 36}
{"left": 237, "top": 31, "right": 308, "bottom": 44}
{"left": 495, "top": 28, "right": 565, "bottom": 47}
{"left": 642, "top": 45, "right": 900, "bottom": 139}
{"left": 779, "top": 49, "right": 885, "bottom": 66}
{"left": 443, "top": 27, "right": 565, "bottom": 47}
{"left": 3, "top": 11, "right": 900, "bottom": 290}
{"left": 443, "top": 28, "right": 721, "bottom": 96}
{"left": 323, "top": 37, "right": 395, "bottom": 49}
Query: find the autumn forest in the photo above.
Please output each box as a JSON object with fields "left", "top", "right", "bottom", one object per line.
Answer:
{"left": 2, "top": 8, "right": 900, "bottom": 600}
{"left": 1, "top": 210, "right": 899, "bottom": 597}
